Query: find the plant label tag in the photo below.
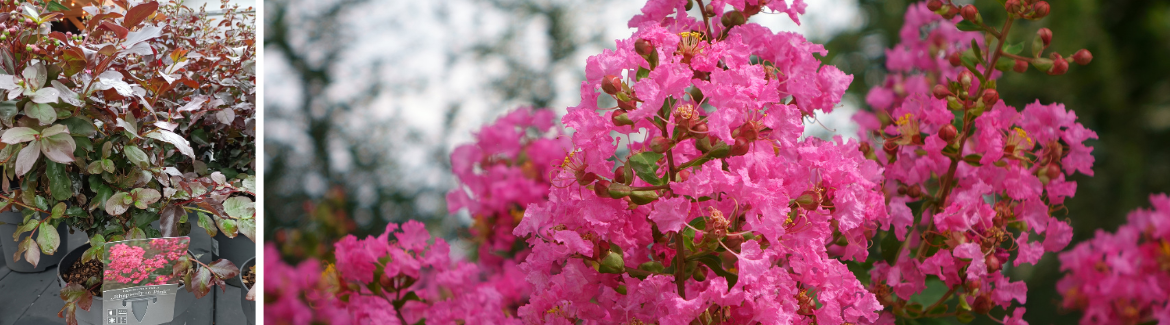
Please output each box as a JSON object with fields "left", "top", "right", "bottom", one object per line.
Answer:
{"left": 101, "top": 284, "right": 180, "bottom": 324}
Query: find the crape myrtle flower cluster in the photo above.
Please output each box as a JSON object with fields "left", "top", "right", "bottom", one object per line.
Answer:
{"left": 852, "top": 0, "right": 1095, "bottom": 323}
{"left": 514, "top": 0, "right": 892, "bottom": 323}
{"left": 103, "top": 237, "right": 189, "bottom": 288}
{"left": 446, "top": 107, "right": 570, "bottom": 311}
{"left": 265, "top": 221, "right": 520, "bottom": 325}
{"left": 1058, "top": 194, "right": 1170, "bottom": 325}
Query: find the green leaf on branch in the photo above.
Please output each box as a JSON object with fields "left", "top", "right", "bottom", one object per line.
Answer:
{"left": 46, "top": 161, "right": 71, "bottom": 201}
{"left": 223, "top": 196, "right": 254, "bottom": 219}
{"left": 1003, "top": 42, "right": 1024, "bottom": 55}
{"left": 192, "top": 267, "right": 212, "bottom": 299}
{"left": 393, "top": 291, "right": 422, "bottom": 310}
{"left": 37, "top": 221, "right": 60, "bottom": 255}
{"left": 217, "top": 217, "right": 237, "bottom": 238}
{"left": 124, "top": 145, "right": 148, "bottom": 167}
{"left": 628, "top": 152, "right": 665, "bottom": 186}
{"left": 636, "top": 67, "right": 650, "bottom": 81}
{"left": 207, "top": 258, "right": 240, "bottom": 280}
{"left": 198, "top": 212, "right": 217, "bottom": 237}
{"left": 955, "top": 20, "right": 981, "bottom": 31}
{"left": 105, "top": 192, "right": 131, "bottom": 216}
{"left": 880, "top": 230, "right": 902, "bottom": 265}
{"left": 25, "top": 103, "right": 56, "bottom": 125}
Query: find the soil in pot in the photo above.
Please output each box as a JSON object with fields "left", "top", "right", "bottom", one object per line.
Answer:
{"left": 243, "top": 264, "right": 255, "bottom": 289}
{"left": 62, "top": 258, "right": 104, "bottom": 296}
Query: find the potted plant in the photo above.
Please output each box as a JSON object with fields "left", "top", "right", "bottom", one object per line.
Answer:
{"left": 0, "top": 0, "right": 254, "bottom": 324}
{"left": 238, "top": 257, "right": 255, "bottom": 325}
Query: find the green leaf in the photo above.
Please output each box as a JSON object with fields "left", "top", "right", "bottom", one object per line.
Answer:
{"left": 192, "top": 267, "right": 212, "bottom": 299}
{"left": 0, "top": 101, "right": 17, "bottom": 125}
{"left": 1003, "top": 42, "right": 1024, "bottom": 55}
{"left": 105, "top": 192, "right": 131, "bottom": 216}
{"left": 124, "top": 145, "right": 148, "bottom": 167}
{"left": 125, "top": 227, "right": 146, "bottom": 240}
{"left": 41, "top": 132, "right": 77, "bottom": 164}
{"left": 636, "top": 67, "right": 650, "bottom": 81}
{"left": 217, "top": 217, "right": 237, "bottom": 238}
{"left": 13, "top": 219, "right": 38, "bottom": 241}
{"left": 130, "top": 188, "right": 161, "bottom": 208}
{"left": 236, "top": 217, "right": 255, "bottom": 241}
{"left": 37, "top": 221, "right": 60, "bottom": 255}
{"left": 955, "top": 20, "right": 982, "bottom": 32}
{"left": 223, "top": 196, "right": 254, "bottom": 219}
{"left": 46, "top": 1, "right": 69, "bottom": 12}
{"left": 909, "top": 278, "right": 951, "bottom": 305}
{"left": 25, "top": 103, "right": 56, "bottom": 125}
{"left": 1, "top": 127, "right": 39, "bottom": 144}
{"left": 393, "top": 292, "right": 422, "bottom": 310}
{"left": 46, "top": 161, "right": 71, "bottom": 201}
{"left": 628, "top": 152, "right": 665, "bottom": 186}
{"left": 198, "top": 212, "right": 217, "bottom": 237}
{"left": 50, "top": 202, "right": 66, "bottom": 219}
{"left": 880, "top": 231, "right": 902, "bottom": 265}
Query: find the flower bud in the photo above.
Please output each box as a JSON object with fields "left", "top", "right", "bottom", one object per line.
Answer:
{"left": 577, "top": 172, "right": 598, "bottom": 186}
{"left": 1046, "top": 162, "right": 1062, "bottom": 180}
{"left": 638, "top": 261, "right": 665, "bottom": 273}
{"left": 602, "top": 75, "right": 622, "bottom": 95}
{"left": 981, "top": 89, "right": 999, "bottom": 105}
{"left": 985, "top": 254, "right": 1002, "bottom": 273}
{"left": 927, "top": 0, "right": 943, "bottom": 11}
{"left": 1073, "top": 49, "right": 1093, "bottom": 65}
{"left": 1047, "top": 53, "right": 1068, "bottom": 75}
{"left": 721, "top": 11, "right": 745, "bottom": 28}
{"left": 1031, "top": 57, "right": 1054, "bottom": 72}
{"left": 1036, "top": 28, "right": 1052, "bottom": 48}
{"left": 615, "top": 165, "right": 632, "bottom": 185}
{"left": 796, "top": 190, "right": 820, "bottom": 210}
{"left": 942, "top": 5, "right": 959, "bottom": 19}
{"left": 947, "top": 96, "right": 964, "bottom": 110}
{"left": 730, "top": 137, "right": 751, "bottom": 156}
{"left": 1031, "top": 1, "right": 1050, "bottom": 19}
{"left": 1013, "top": 59, "right": 1029, "bottom": 73}
{"left": 938, "top": 124, "right": 958, "bottom": 143}
{"left": 650, "top": 136, "right": 674, "bottom": 154}
{"left": 677, "top": 169, "right": 691, "bottom": 182}
{"left": 960, "top": 5, "right": 979, "bottom": 22}
{"left": 883, "top": 141, "right": 899, "bottom": 157}
{"left": 907, "top": 184, "right": 922, "bottom": 199}
{"left": 598, "top": 250, "right": 625, "bottom": 274}
{"left": 958, "top": 70, "right": 975, "bottom": 90}
{"left": 612, "top": 111, "right": 634, "bottom": 126}
{"left": 691, "top": 122, "right": 708, "bottom": 139}
{"left": 607, "top": 182, "right": 632, "bottom": 198}
{"left": 629, "top": 190, "right": 659, "bottom": 205}
{"left": 932, "top": 84, "right": 953, "bottom": 100}
{"left": 635, "top": 39, "right": 654, "bottom": 57}
{"left": 1005, "top": 0, "right": 1022, "bottom": 12}
{"left": 948, "top": 52, "right": 962, "bottom": 67}
{"left": 594, "top": 180, "right": 612, "bottom": 198}
{"left": 617, "top": 98, "right": 637, "bottom": 111}
{"left": 973, "top": 295, "right": 993, "bottom": 314}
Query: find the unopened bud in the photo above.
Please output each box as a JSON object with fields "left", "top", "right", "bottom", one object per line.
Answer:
{"left": 1031, "top": 1, "right": 1050, "bottom": 19}
{"left": 1032, "top": 58, "right": 1054, "bottom": 72}
{"left": 927, "top": 0, "right": 943, "bottom": 11}
{"left": 938, "top": 124, "right": 958, "bottom": 143}
{"left": 907, "top": 184, "right": 922, "bottom": 199}
{"left": 958, "top": 70, "right": 975, "bottom": 89}
{"left": 981, "top": 89, "right": 999, "bottom": 105}
{"left": 730, "top": 137, "right": 751, "bottom": 156}
{"left": 942, "top": 5, "right": 959, "bottom": 19}
{"left": 947, "top": 96, "right": 964, "bottom": 110}
{"left": 615, "top": 165, "right": 632, "bottom": 185}
{"left": 598, "top": 250, "right": 625, "bottom": 274}
{"left": 883, "top": 141, "right": 899, "bottom": 156}
{"left": 985, "top": 254, "right": 1002, "bottom": 273}
{"left": 577, "top": 172, "right": 598, "bottom": 186}
{"left": 961, "top": 5, "right": 979, "bottom": 22}
{"left": 973, "top": 295, "right": 993, "bottom": 314}
{"left": 602, "top": 75, "right": 622, "bottom": 95}
{"left": 617, "top": 98, "right": 637, "bottom": 111}
{"left": 1005, "top": 0, "right": 1022, "bottom": 13}
{"left": 612, "top": 112, "right": 634, "bottom": 126}
{"left": 635, "top": 39, "right": 654, "bottom": 57}
{"left": 932, "top": 84, "right": 953, "bottom": 100}
{"left": 677, "top": 169, "right": 691, "bottom": 182}
{"left": 1047, "top": 53, "right": 1068, "bottom": 75}
{"left": 1036, "top": 28, "right": 1052, "bottom": 48}
{"left": 1046, "top": 162, "right": 1062, "bottom": 180}
{"left": 1073, "top": 49, "right": 1093, "bottom": 65}
{"left": 650, "top": 136, "right": 674, "bottom": 154}
{"left": 692, "top": 122, "right": 708, "bottom": 139}
{"left": 594, "top": 180, "right": 612, "bottom": 198}
{"left": 796, "top": 190, "right": 820, "bottom": 210}
{"left": 948, "top": 52, "right": 962, "bottom": 67}
{"left": 721, "top": 11, "right": 745, "bottom": 28}
{"left": 629, "top": 190, "right": 659, "bottom": 205}
{"left": 1013, "top": 59, "right": 1029, "bottom": 73}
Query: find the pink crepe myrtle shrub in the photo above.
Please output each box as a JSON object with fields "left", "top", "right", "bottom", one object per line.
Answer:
{"left": 447, "top": 107, "right": 569, "bottom": 311}
{"left": 511, "top": 0, "right": 891, "bottom": 323}
{"left": 264, "top": 221, "right": 520, "bottom": 325}
{"left": 851, "top": 0, "right": 1096, "bottom": 323}
{"left": 102, "top": 237, "right": 189, "bottom": 289}
{"left": 1057, "top": 193, "right": 1170, "bottom": 325}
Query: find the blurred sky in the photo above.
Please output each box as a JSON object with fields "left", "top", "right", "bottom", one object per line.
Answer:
{"left": 264, "top": 0, "right": 867, "bottom": 220}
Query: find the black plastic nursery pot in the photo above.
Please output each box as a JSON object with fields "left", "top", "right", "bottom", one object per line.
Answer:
{"left": 0, "top": 209, "right": 67, "bottom": 273}
{"left": 239, "top": 257, "right": 255, "bottom": 325}
{"left": 213, "top": 230, "right": 255, "bottom": 287}
{"left": 57, "top": 243, "right": 196, "bottom": 325}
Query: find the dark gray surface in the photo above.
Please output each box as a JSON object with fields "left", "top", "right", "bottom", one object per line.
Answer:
{"left": 0, "top": 228, "right": 252, "bottom": 325}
